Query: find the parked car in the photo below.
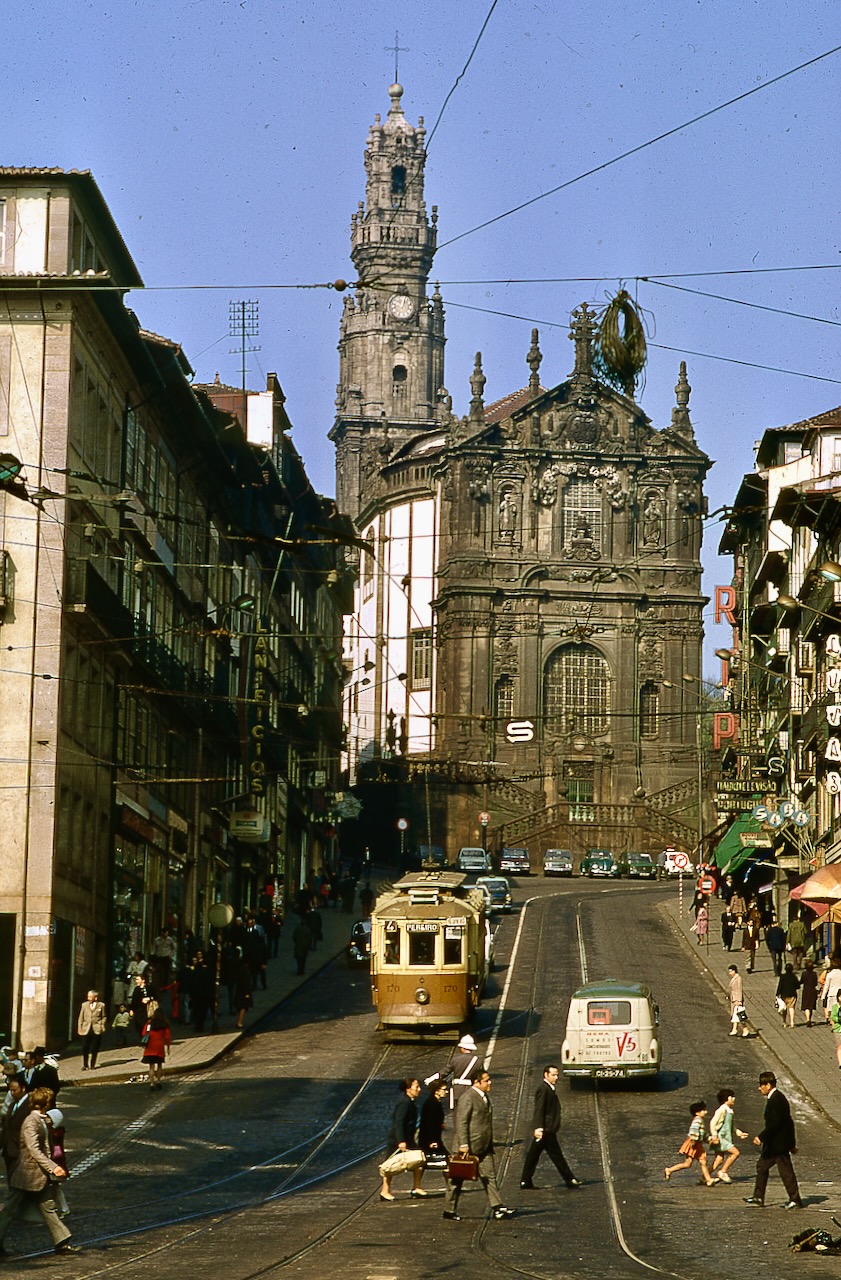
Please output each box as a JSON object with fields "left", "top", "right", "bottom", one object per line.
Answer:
{"left": 347, "top": 919, "right": 372, "bottom": 966}
{"left": 580, "top": 849, "right": 620, "bottom": 877}
{"left": 500, "top": 847, "right": 531, "bottom": 875}
{"left": 658, "top": 848, "right": 695, "bottom": 878}
{"left": 626, "top": 852, "right": 657, "bottom": 879}
{"left": 476, "top": 875, "right": 513, "bottom": 913}
{"left": 457, "top": 846, "right": 492, "bottom": 873}
{"left": 543, "top": 848, "right": 574, "bottom": 877}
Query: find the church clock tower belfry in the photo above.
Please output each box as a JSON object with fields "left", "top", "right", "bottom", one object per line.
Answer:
{"left": 330, "top": 83, "right": 446, "bottom": 521}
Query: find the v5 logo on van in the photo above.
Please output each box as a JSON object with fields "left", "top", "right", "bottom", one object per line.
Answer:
{"left": 616, "top": 1032, "right": 637, "bottom": 1056}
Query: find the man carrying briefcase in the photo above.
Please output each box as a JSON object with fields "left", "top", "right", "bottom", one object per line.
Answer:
{"left": 443, "top": 1068, "right": 515, "bottom": 1222}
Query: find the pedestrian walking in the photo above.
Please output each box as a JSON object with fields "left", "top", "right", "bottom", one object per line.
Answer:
{"left": 664, "top": 1101, "right": 717, "bottom": 1186}
{"left": 190, "top": 950, "right": 214, "bottom": 1033}
{"left": 130, "top": 973, "right": 154, "bottom": 1039}
{"left": 765, "top": 921, "right": 786, "bottom": 977}
{"left": 720, "top": 907, "right": 737, "bottom": 951}
{"left": 776, "top": 964, "right": 800, "bottom": 1028}
{"left": 232, "top": 949, "right": 254, "bottom": 1029}
{"left": 743, "top": 1071, "right": 802, "bottom": 1209}
{"left": 76, "top": 989, "right": 107, "bottom": 1071}
{"left": 443, "top": 1068, "right": 515, "bottom": 1221}
{"left": 0, "top": 1074, "right": 30, "bottom": 1183}
{"left": 378, "top": 1077, "right": 426, "bottom": 1201}
{"left": 741, "top": 912, "right": 761, "bottom": 973}
{"left": 786, "top": 916, "right": 808, "bottom": 970}
{"left": 152, "top": 927, "right": 177, "bottom": 983}
{"left": 709, "top": 1088, "right": 749, "bottom": 1183}
{"left": 830, "top": 989, "right": 841, "bottom": 1067}
{"left": 418, "top": 1079, "right": 450, "bottom": 1166}
{"left": 520, "top": 1064, "right": 582, "bottom": 1190}
{"left": 306, "top": 906, "right": 323, "bottom": 952}
{"left": 821, "top": 958, "right": 841, "bottom": 1023}
{"left": 691, "top": 904, "right": 709, "bottom": 945}
{"left": 141, "top": 1008, "right": 171, "bottom": 1091}
{"left": 112, "top": 1003, "right": 131, "bottom": 1047}
{"left": 449, "top": 1034, "right": 480, "bottom": 1109}
{"left": 0, "top": 1086, "right": 79, "bottom": 1257}
{"left": 359, "top": 882, "right": 375, "bottom": 918}
{"left": 292, "top": 918, "right": 313, "bottom": 975}
{"left": 800, "top": 958, "right": 819, "bottom": 1026}
{"left": 729, "top": 890, "right": 747, "bottom": 926}
{"left": 728, "top": 964, "right": 750, "bottom": 1037}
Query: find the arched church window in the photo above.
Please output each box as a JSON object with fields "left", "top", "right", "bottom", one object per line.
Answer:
{"left": 391, "top": 165, "right": 406, "bottom": 196}
{"left": 495, "top": 676, "right": 514, "bottom": 722}
{"left": 639, "top": 682, "right": 659, "bottom": 738}
{"left": 544, "top": 645, "right": 610, "bottom": 736}
{"left": 562, "top": 477, "right": 602, "bottom": 555}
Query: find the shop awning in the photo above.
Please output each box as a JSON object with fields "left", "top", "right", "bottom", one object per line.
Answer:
{"left": 713, "top": 815, "right": 772, "bottom": 875}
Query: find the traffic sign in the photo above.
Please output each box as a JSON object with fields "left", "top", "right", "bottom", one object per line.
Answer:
{"left": 699, "top": 875, "right": 716, "bottom": 894}
{"left": 672, "top": 851, "right": 690, "bottom": 870}
{"left": 396, "top": 818, "right": 408, "bottom": 831}
{"left": 478, "top": 811, "right": 490, "bottom": 826}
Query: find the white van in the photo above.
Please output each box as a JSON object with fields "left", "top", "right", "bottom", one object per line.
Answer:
{"left": 561, "top": 978, "right": 661, "bottom": 1081}
{"left": 457, "top": 847, "right": 491, "bottom": 873}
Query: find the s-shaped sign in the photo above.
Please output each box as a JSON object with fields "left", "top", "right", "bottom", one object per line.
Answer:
{"left": 505, "top": 719, "right": 535, "bottom": 744}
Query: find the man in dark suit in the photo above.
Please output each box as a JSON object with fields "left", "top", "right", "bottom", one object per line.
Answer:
{"left": 443, "top": 1068, "right": 515, "bottom": 1222}
{"left": 0, "top": 1074, "right": 31, "bottom": 1182}
{"left": 743, "top": 1071, "right": 802, "bottom": 1208}
{"left": 28, "top": 1048, "right": 61, "bottom": 1098}
{"left": 520, "top": 1064, "right": 582, "bottom": 1189}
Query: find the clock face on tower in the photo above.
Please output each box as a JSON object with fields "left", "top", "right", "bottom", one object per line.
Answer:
{"left": 388, "top": 293, "right": 415, "bottom": 321}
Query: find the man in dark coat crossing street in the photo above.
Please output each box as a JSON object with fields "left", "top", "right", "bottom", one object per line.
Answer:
{"left": 520, "top": 1065, "right": 582, "bottom": 1190}
{"left": 743, "top": 1071, "right": 802, "bottom": 1208}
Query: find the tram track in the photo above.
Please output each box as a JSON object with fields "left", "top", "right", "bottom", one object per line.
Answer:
{"left": 14, "top": 884, "right": 773, "bottom": 1278}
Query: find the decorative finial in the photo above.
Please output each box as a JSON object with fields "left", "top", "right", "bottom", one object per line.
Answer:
{"left": 470, "top": 352, "right": 486, "bottom": 421}
{"left": 670, "top": 360, "right": 694, "bottom": 438}
{"left": 569, "top": 302, "right": 598, "bottom": 377}
{"left": 527, "top": 327, "right": 542, "bottom": 396}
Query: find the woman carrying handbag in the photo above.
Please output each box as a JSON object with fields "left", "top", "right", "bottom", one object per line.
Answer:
{"left": 378, "top": 1078, "right": 426, "bottom": 1201}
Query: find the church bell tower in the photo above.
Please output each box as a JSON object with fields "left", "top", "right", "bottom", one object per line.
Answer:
{"left": 331, "top": 84, "right": 446, "bottom": 520}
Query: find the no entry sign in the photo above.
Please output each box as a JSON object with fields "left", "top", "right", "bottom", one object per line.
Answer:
{"left": 699, "top": 875, "right": 716, "bottom": 894}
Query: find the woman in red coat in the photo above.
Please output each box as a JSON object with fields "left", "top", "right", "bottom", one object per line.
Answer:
{"left": 142, "top": 1009, "right": 172, "bottom": 1091}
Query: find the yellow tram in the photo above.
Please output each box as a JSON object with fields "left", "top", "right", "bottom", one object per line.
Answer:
{"left": 370, "top": 871, "right": 490, "bottom": 1039}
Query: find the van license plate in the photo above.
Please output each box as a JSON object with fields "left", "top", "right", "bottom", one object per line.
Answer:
{"left": 594, "top": 1068, "right": 624, "bottom": 1078}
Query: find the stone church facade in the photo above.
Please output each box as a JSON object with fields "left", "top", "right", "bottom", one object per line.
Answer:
{"left": 332, "top": 85, "right": 711, "bottom": 859}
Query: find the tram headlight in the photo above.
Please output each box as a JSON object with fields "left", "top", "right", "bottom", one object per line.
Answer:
{"left": 415, "top": 987, "right": 431, "bottom": 1005}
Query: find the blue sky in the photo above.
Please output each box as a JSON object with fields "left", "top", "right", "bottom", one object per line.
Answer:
{"left": 8, "top": 0, "right": 840, "bottom": 669}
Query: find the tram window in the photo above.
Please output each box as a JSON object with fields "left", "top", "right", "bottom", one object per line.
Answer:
{"left": 443, "top": 934, "right": 462, "bottom": 965}
{"left": 384, "top": 934, "right": 400, "bottom": 965}
{"left": 408, "top": 932, "right": 436, "bottom": 965}
{"left": 587, "top": 1000, "right": 631, "bottom": 1026}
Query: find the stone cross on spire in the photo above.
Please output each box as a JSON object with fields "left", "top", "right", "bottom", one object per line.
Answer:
{"left": 569, "top": 302, "right": 598, "bottom": 377}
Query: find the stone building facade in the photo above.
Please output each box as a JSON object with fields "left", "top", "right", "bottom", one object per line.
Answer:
{"left": 0, "top": 171, "right": 348, "bottom": 1048}
{"left": 334, "top": 87, "right": 711, "bottom": 861}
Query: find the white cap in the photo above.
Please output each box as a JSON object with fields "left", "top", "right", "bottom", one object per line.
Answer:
{"left": 457, "top": 1035, "right": 477, "bottom": 1051}
{"left": 46, "top": 1108, "right": 64, "bottom": 1127}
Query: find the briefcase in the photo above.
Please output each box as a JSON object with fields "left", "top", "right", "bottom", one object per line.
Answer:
{"left": 447, "top": 1154, "right": 480, "bottom": 1180}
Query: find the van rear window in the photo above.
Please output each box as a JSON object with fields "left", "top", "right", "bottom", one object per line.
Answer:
{"left": 587, "top": 1000, "right": 632, "bottom": 1025}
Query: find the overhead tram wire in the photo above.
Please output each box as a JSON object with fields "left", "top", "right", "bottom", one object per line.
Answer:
{"left": 436, "top": 43, "right": 841, "bottom": 252}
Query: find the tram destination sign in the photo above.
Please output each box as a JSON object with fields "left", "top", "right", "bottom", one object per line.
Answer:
{"left": 406, "top": 922, "right": 439, "bottom": 932}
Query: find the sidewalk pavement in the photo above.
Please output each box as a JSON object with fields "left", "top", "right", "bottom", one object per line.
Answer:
{"left": 665, "top": 895, "right": 841, "bottom": 1130}
{"left": 58, "top": 903, "right": 363, "bottom": 1087}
